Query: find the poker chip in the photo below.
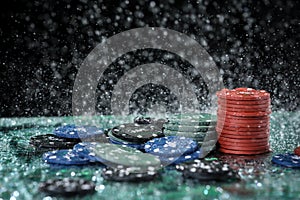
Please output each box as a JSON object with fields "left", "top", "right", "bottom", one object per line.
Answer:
{"left": 107, "top": 130, "right": 145, "bottom": 150}
{"left": 30, "top": 134, "right": 80, "bottom": 149}
{"left": 163, "top": 130, "right": 218, "bottom": 143}
{"left": 272, "top": 153, "right": 300, "bottom": 168}
{"left": 101, "top": 166, "right": 160, "bottom": 182}
{"left": 219, "top": 148, "right": 270, "bottom": 155}
{"left": 216, "top": 88, "right": 271, "bottom": 155}
{"left": 216, "top": 88, "right": 270, "bottom": 101}
{"left": 163, "top": 124, "right": 215, "bottom": 132}
{"left": 294, "top": 146, "right": 300, "bottom": 156}
{"left": 89, "top": 143, "right": 161, "bottom": 169}
{"left": 218, "top": 99, "right": 270, "bottom": 105}
{"left": 54, "top": 124, "right": 104, "bottom": 139}
{"left": 167, "top": 113, "right": 217, "bottom": 126}
{"left": 73, "top": 142, "right": 107, "bottom": 163}
{"left": 111, "top": 123, "right": 164, "bottom": 144}
{"left": 158, "top": 149, "right": 202, "bottom": 165}
{"left": 176, "top": 159, "right": 240, "bottom": 182}
{"left": 39, "top": 178, "right": 95, "bottom": 196}
{"left": 43, "top": 149, "right": 90, "bottom": 165}
{"left": 134, "top": 116, "right": 153, "bottom": 124}
{"left": 144, "top": 136, "right": 198, "bottom": 157}
{"left": 216, "top": 124, "right": 270, "bottom": 133}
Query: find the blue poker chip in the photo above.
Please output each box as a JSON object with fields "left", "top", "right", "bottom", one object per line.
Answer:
{"left": 144, "top": 136, "right": 198, "bottom": 157}
{"left": 73, "top": 142, "right": 107, "bottom": 163}
{"left": 43, "top": 149, "right": 90, "bottom": 165}
{"left": 272, "top": 153, "right": 300, "bottom": 168}
{"left": 53, "top": 125, "right": 104, "bottom": 139}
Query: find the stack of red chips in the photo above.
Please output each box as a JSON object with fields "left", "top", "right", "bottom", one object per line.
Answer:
{"left": 216, "top": 88, "right": 271, "bottom": 155}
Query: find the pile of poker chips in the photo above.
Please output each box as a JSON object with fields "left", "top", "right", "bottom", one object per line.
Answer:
{"left": 163, "top": 113, "right": 218, "bottom": 150}
{"left": 271, "top": 146, "right": 300, "bottom": 168}
{"left": 35, "top": 118, "right": 240, "bottom": 190}
{"left": 216, "top": 88, "right": 271, "bottom": 155}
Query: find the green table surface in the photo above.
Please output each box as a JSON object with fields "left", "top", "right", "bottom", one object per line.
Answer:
{"left": 0, "top": 111, "right": 299, "bottom": 200}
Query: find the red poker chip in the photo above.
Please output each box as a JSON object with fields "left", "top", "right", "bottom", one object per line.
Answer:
{"left": 294, "top": 146, "right": 300, "bottom": 156}
{"left": 218, "top": 136, "right": 269, "bottom": 143}
{"left": 220, "top": 144, "right": 270, "bottom": 151}
{"left": 218, "top": 105, "right": 271, "bottom": 112}
{"left": 216, "top": 126, "right": 270, "bottom": 133}
{"left": 218, "top": 140, "right": 268, "bottom": 147}
{"left": 217, "top": 101, "right": 270, "bottom": 109}
{"left": 217, "top": 110, "right": 271, "bottom": 117}
{"left": 217, "top": 132, "right": 269, "bottom": 139}
{"left": 217, "top": 114, "right": 269, "bottom": 120}
{"left": 216, "top": 88, "right": 270, "bottom": 101}
{"left": 216, "top": 128, "right": 270, "bottom": 135}
{"left": 219, "top": 147, "right": 270, "bottom": 155}
{"left": 218, "top": 98, "right": 270, "bottom": 105}
{"left": 216, "top": 122, "right": 270, "bottom": 129}
{"left": 217, "top": 117, "right": 270, "bottom": 124}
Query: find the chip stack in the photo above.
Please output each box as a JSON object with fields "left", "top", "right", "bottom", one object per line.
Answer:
{"left": 163, "top": 113, "right": 218, "bottom": 149}
{"left": 216, "top": 88, "right": 271, "bottom": 155}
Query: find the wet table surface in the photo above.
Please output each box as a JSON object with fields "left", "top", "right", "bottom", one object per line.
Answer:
{"left": 0, "top": 111, "right": 299, "bottom": 200}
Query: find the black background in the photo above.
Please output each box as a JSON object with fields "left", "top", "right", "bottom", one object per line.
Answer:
{"left": 0, "top": 0, "right": 299, "bottom": 117}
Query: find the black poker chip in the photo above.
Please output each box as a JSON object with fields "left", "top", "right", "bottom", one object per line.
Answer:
{"left": 39, "top": 178, "right": 95, "bottom": 197}
{"left": 176, "top": 159, "right": 240, "bottom": 182}
{"left": 101, "top": 166, "right": 160, "bottom": 182}
{"left": 30, "top": 134, "right": 81, "bottom": 149}
{"left": 134, "top": 116, "right": 153, "bottom": 124}
{"left": 111, "top": 123, "right": 164, "bottom": 144}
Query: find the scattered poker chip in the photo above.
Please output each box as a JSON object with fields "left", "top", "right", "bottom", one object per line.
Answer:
{"left": 54, "top": 124, "right": 104, "bottom": 139}
{"left": 176, "top": 159, "right": 240, "bottom": 182}
{"left": 111, "top": 123, "right": 164, "bottom": 144}
{"left": 101, "top": 166, "right": 160, "bottom": 182}
{"left": 107, "top": 130, "right": 145, "bottom": 150}
{"left": 90, "top": 143, "right": 161, "bottom": 169}
{"left": 158, "top": 149, "right": 203, "bottom": 165}
{"left": 216, "top": 88, "right": 270, "bottom": 101}
{"left": 272, "top": 153, "right": 300, "bottom": 168}
{"left": 294, "top": 147, "right": 300, "bottom": 156}
{"left": 39, "top": 178, "right": 95, "bottom": 196}
{"left": 163, "top": 124, "right": 215, "bottom": 133}
{"left": 30, "top": 134, "right": 80, "bottom": 149}
{"left": 144, "top": 136, "right": 198, "bottom": 157}
{"left": 73, "top": 142, "right": 107, "bottom": 163}
{"left": 163, "top": 130, "right": 218, "bottom": 142}
{"left": 167, "top": 113, "right": 217, "bottom": 126}
{"left": 43, "top": 149, "right": 90, "bottom": 165}
{"left": 134, "top": 116, "right": 153, "bottom": 124}
{"left": 10, "top": 136, "right": 43, "bottom": 156}
{"left": 219, "top": 147, "right": 270, "bottom": 155}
